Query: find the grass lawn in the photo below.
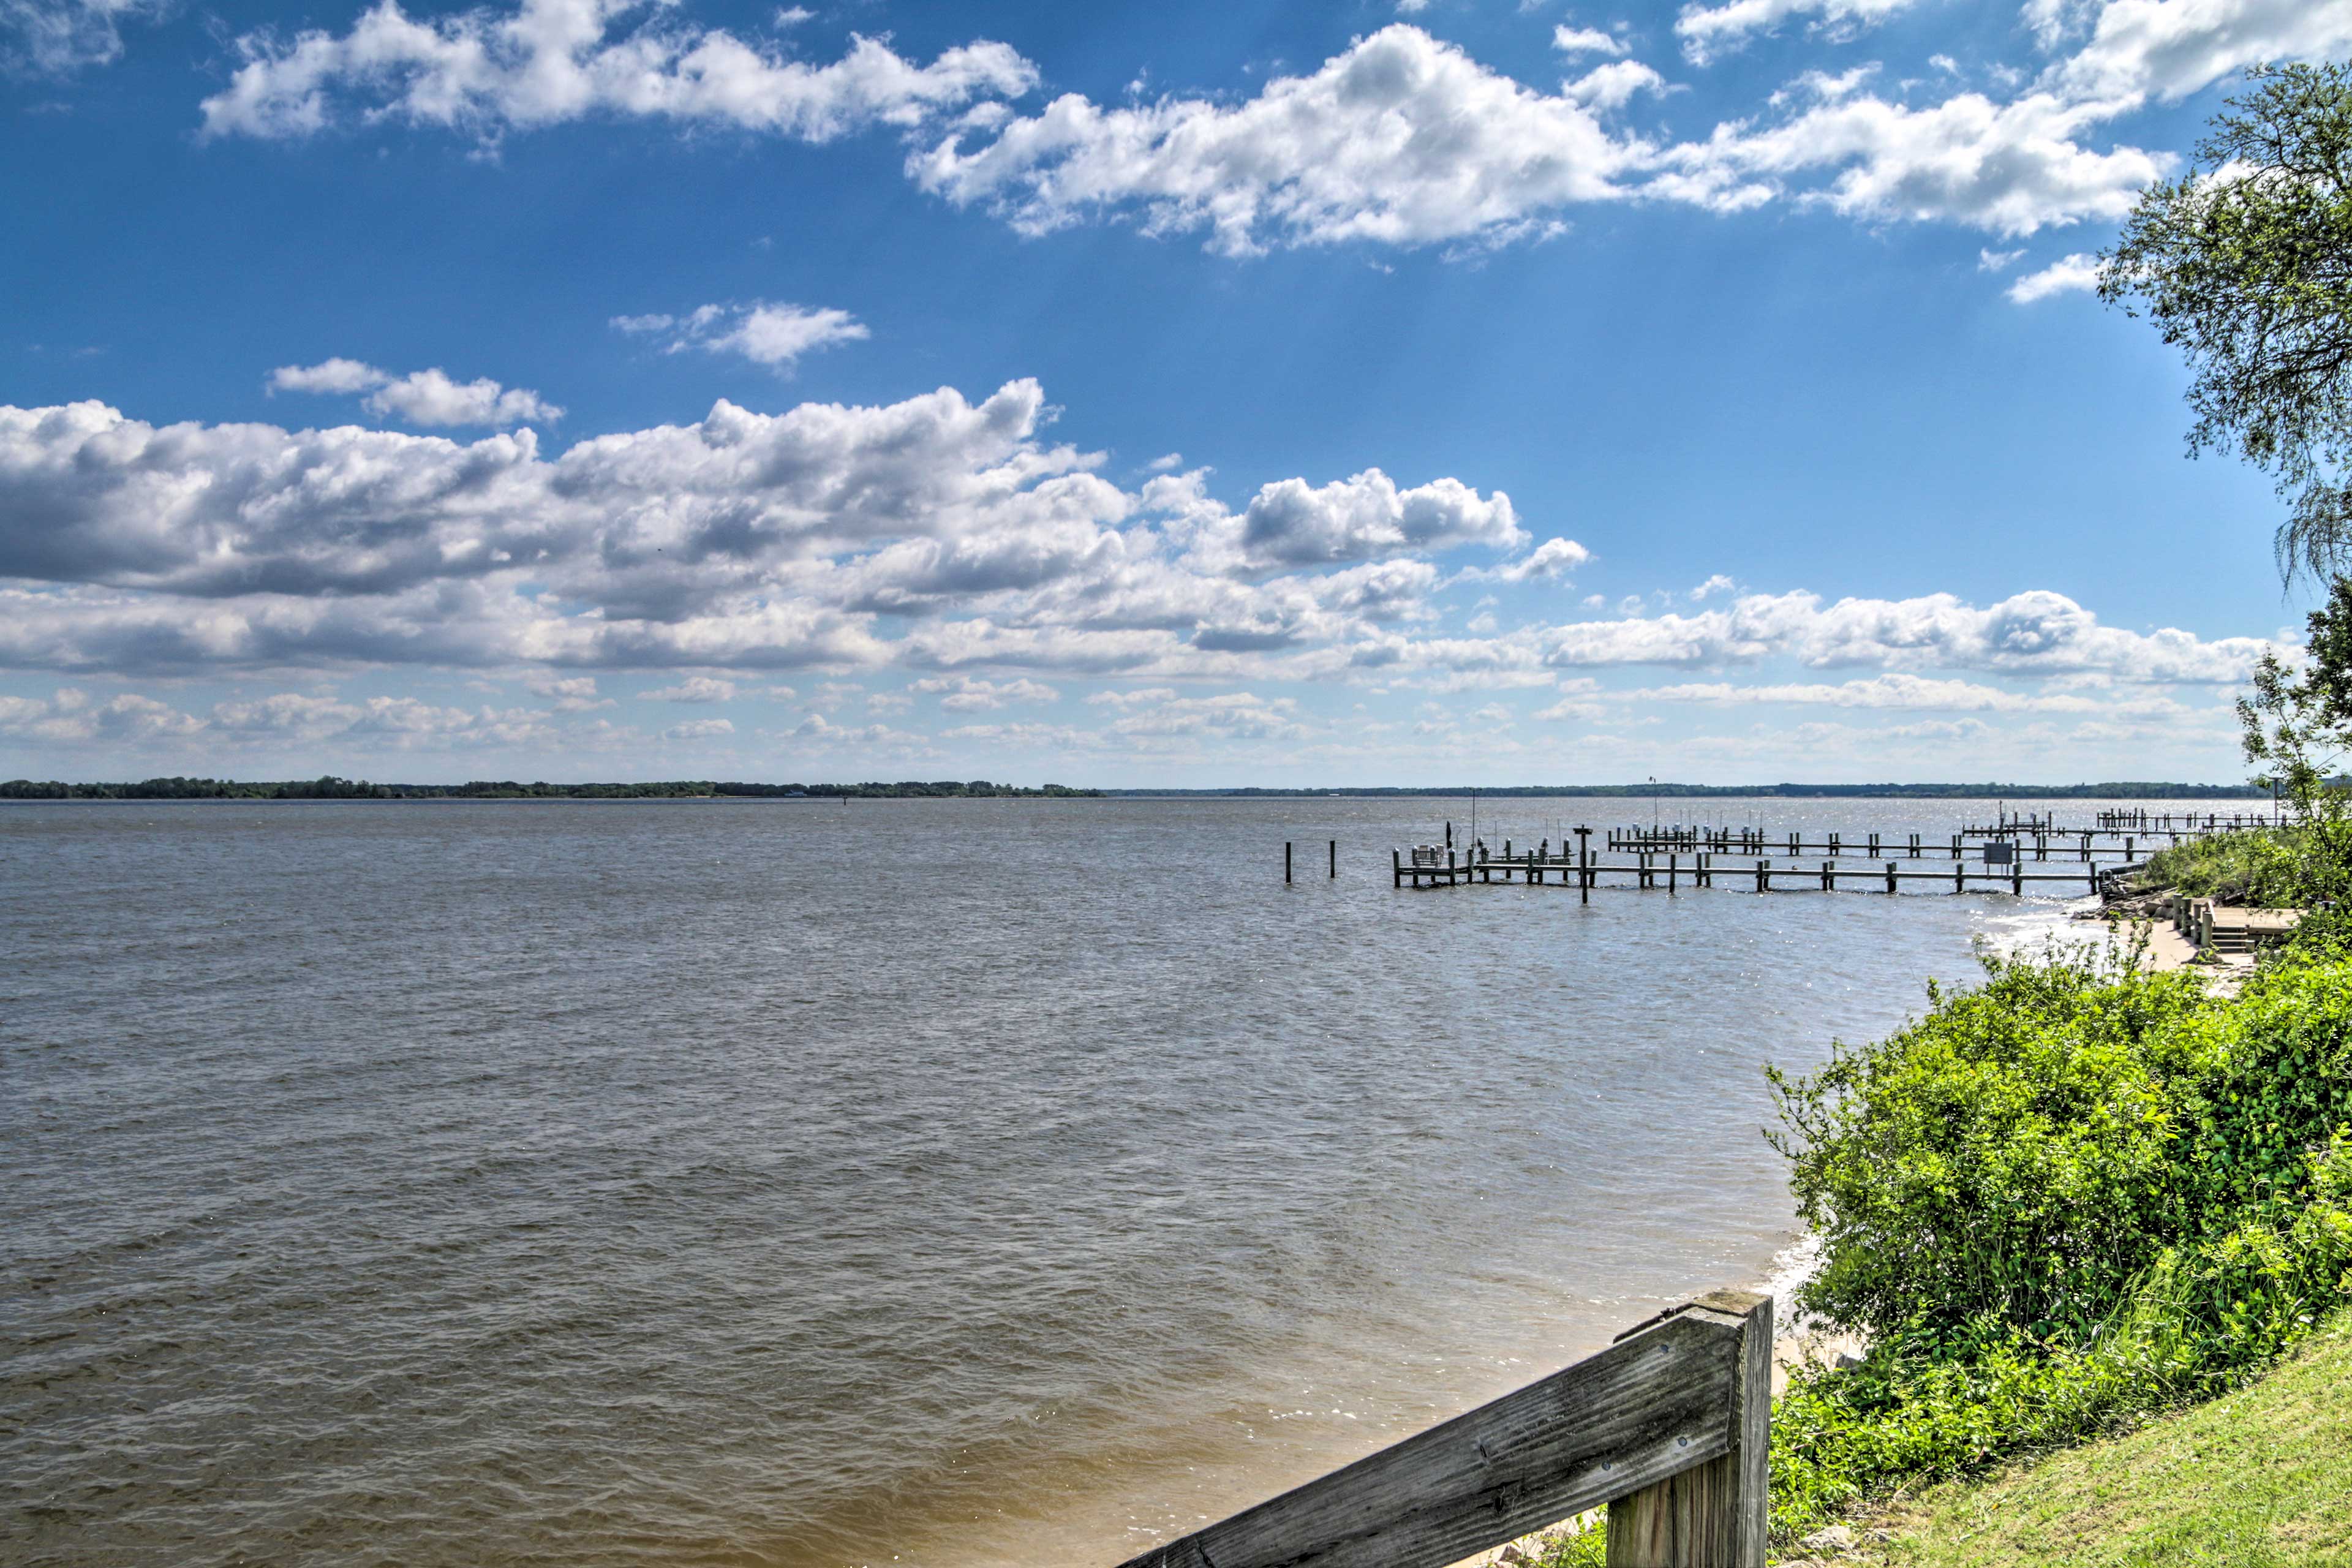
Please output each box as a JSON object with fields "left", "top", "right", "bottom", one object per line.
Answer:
{"left": 1849, "top": 1308, "right": 2352, "bottom": 1567}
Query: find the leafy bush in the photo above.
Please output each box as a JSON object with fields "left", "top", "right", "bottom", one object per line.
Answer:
{"left": 1763, "top": 940, "right": 2352, "bottom": 1542}
{"left": 2135, "top": 829, "right": 2301, "bottom": 904}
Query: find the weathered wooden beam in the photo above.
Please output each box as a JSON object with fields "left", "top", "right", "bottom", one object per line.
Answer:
{"left": 1112, "top": 1298, "right": 1760, "bottom": 1568}
{"left": 1602, "top": 1292, "right": 1770, "bottom": 1568}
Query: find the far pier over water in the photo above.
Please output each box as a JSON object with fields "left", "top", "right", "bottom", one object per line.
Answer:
{"left": 1382, "top": 804, "right": 2277, "bottom": 899}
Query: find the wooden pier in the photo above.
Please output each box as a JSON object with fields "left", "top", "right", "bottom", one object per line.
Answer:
{"left": 1392, "top": 823, "right": 2160, "bottom": 900}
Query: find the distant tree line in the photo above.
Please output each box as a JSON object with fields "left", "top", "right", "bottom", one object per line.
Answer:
{"left": 1098, "top": 782, "right": 2271, "bottom": 799}
{"left": 0, "top": 777, "right": 1099, "bottom": 801}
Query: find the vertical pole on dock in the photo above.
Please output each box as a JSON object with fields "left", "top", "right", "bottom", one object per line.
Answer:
{"left": 2013, "top": 860, "right": 2023, "bottom": 897}
{"left": 1886, "top": 861, "right": 1898, "bottom": 894}
{"left": 1576, "top": 825, "right": 1591, "bottom": 906}
{"left": 1668, "top": 853, "right": 1677, "bottom": 893}
{"left": 1286, "top": 841, "right": 1293, "bottom": 883}
{"left": 1330, "top": 839, "right": 1336, "bottom": 879}
{"left": 1392, "top": 848, "right": 1401, "bottom": 888}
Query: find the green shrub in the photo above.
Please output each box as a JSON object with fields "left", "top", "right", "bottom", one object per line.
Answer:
{"left": 1763, "top": 941, "right": 2352, "bottom": 1543}
{"left": 2135, "top": 829, "right": 2299, "bottom": 903}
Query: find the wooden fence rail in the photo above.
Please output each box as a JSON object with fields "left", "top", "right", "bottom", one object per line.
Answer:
{"left": 1114, "top": 1291, "right": 1771, "bottom": 1568}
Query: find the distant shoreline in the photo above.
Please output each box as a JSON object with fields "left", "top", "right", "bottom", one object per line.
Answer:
{"left": 1, "top": 777, "right": 2271, "bottom": 801}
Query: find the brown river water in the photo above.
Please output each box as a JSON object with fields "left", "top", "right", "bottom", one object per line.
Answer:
{"left": 2, "top": 794, "right": 2179, "bottom": 1566}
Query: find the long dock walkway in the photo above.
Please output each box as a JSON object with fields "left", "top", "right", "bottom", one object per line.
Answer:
{"left": 1390, "top": 823, "right": 2182, "bottom": 899}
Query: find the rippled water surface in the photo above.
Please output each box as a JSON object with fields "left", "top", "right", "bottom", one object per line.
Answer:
{"left": 2, "top": 796, "right": 2196, "bottom": 1566}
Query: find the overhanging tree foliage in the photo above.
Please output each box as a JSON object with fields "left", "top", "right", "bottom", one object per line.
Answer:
{"left": 2101, "top": 62, "right": 2352, "bottom": 581}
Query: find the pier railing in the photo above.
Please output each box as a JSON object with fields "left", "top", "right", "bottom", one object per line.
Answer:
{"left": 1112, "top": 1291, "right": 1771, "bottom": 1568}
{"left": 1385, "top": 820, "right": 2229, "bottom": 898}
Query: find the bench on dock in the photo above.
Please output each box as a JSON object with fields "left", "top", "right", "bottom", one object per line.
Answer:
{"left": 1112, "top": 1291, "right": 1773, "bottom": 1568}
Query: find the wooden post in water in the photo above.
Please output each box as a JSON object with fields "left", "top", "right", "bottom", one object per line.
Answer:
{"left": 1330, "top": 839, "right": 1337, "bottom": 879}
{"left": 1286, "top": 842, "right": 1293, "bottom": 884}
{"left": 1576, "top": 826, "right": 1592, "bottom": 905}
{"left": 1392, "top": 848, "right": 1401, "bottom": 888}
{"left": 1885, "top": 861, "right": 1898, "bottom": 894}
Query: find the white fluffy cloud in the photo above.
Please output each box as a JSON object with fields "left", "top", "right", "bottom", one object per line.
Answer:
{"left": 1623, "top": 671, "right": 2174, "bottom": 712}
{"left": 1552, "top": 24, "right": 1626, "bottom": 56}
{"left": 910, "top": 4, "right": 2352, "bottom": 254}
{"left": 1493, "top": 537, "right": 1593, "bottom": 583}
{"left": 0, "top": 686, "right": 202, "bottom": 742}
{"left": 268, "top": 360, "right": 564, "bottom": 426}
{"left": 910, "top": 25, "right": 1651, "bottom": 255}
{"left": 0, "top": 385, "right": 1520, "bottom": 677}
{"left": 1531, "top": 589, "right": 2269, "bottom": 682}
{"left": 1229, "top": 469, "right": 1527, "bottom": 567}
{"left": 612, "top": 302, "right": 869, "bottom": 369}
{"left": 2008, "top": 252, "right": 2103, "bottom": 301}
{"left": 199, "top": 0, "right": 1036, "bottom": 141}
{"left": 2051, "top": 0, "right": 2352, "bottom": 105}
{"left": 641, "top": 676, "right": 737, "bottom": 703}
{"left": 1664, "top": 76, "right": 2168, "bottom": 236}
{"left": 1675, "top": 0, "right": 1924, "bottom": 63}
{"left": 911, "top": 674, "right": 1058, "bottom": 710}
{"left": 2, "top": 0, "right": 162, "bottom": 74}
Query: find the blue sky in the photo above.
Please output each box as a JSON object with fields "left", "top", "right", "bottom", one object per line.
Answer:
{"left": 3, "top": 0, "right": 2345, "bottom": 785}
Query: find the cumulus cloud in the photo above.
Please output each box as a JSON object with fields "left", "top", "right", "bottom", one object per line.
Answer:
{"left": 1106, "top": 690, "right": 1305, "bottom": 741}
{"left": 2050, "top": 0, "right": 2352, "bottom": 106}
{"left": 0, "top": 686, "right": 202, "bottom": 742}
{"left": 612, "top": 301, "right": 869, "bottom": 369}
{"left": 1662, "top": 77, "right": 2168, "bottom": 236}
{"left": 1531, "top": 589, "right": 2270, "bottom": 682}
{"left": 0, "top": 386, "right": 1517, "bottom": 679}
{"left": 1493, "top": 537, "right": 1593, "bottom": 583}
{"left": 2, "top": 0, "right": 164, "bottom": 74}
{"left": 907, "top": 6, "right": 2352, "bottom": 253}
{"left": 911, "top": 674, "right": 1058, "bottom": 710}
{"left": 1204, "top": 467, "right": 1525, "bottom": 569}
{"left": 268, "top": 360, "right": 564, "bottom": 426}
{"left": 0, "top": 685, "right": 569, "bottom": 749}
{"left": 1623, "top": 671, "right": 2141, "bottom": 712}
{"left": 910, "top": 25, "right": 1653, "bottom": 255}
{"left": 198, "top": 0, "right": 1037, "bottom": 141}
{"left": 662, "top": 716, "right": 734, "bottom": 740}
{"left": 1551, "top": 24, "right": 1626, "bottom": 55}
{"left": 642, "top": 675, "right": 738, "bottom": 702}
{"left": 526, "top": 673, "right": 608, "bottom": 709}
{"left": 2006, "top": 251, "right": 2102, "bottom": 302}
{"left": 1675, "top": 0, "right": 1925, "bottom": 64}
